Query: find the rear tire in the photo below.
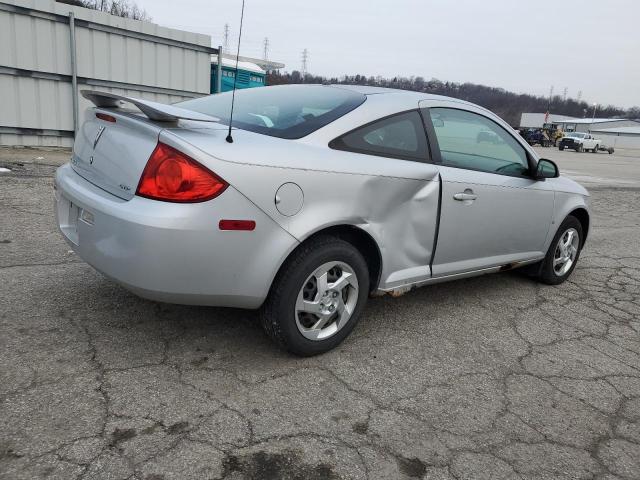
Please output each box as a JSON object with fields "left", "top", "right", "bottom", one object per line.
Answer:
{"left": 535, "top": 216, "right": 583, "bottom": 285}
{"left": 592, "top": 144, "right": 599, "bottom": 153}
{"left": 559, "top": 145, "right": 564, "bottom": 151}
{"left": 260, "top": 236, "right": 370, "bottom": 356}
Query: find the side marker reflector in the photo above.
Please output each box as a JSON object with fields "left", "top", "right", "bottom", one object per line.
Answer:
{"left": 219, "top": 220, "right": 256, "bottom": 231}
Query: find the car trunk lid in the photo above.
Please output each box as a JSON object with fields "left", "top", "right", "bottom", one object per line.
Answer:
{"left": 71, "top": 109, "right": 164, "bottom": 200}
{"left": 72, "top": 91, "right": 222, "bottom": 200}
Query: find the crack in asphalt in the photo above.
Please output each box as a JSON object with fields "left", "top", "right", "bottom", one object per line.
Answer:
{"left": 1, "top": 167, "right": 639, "bottom": 480}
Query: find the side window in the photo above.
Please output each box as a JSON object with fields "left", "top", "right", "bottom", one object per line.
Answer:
{"left": 330, "top": 111, "right": 428, "bottom": 161}
{"left": 428, "top": 108, "right": 530, "bottom": 176}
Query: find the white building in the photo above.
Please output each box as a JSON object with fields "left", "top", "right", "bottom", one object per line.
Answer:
{"left": 553, "top": 118, "right": 639, "bottom": 134}
{"left": 519, "top": 113, "right": 576, "bottom": 129}
{"left": 589, "top": 126, "right": 640, "bottom": 149}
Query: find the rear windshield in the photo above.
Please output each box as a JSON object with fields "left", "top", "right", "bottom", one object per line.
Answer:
{"left": 176, "top": 85, "right": 366, "bottom": 139}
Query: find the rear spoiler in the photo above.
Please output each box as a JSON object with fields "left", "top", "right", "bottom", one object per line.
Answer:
{"left": 81, "top": 90, "right": 219, "bottom": 123}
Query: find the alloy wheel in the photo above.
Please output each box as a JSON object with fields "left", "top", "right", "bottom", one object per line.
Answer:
{"left": 553, "top": 228, "right": 579, "bottom": 276}
{"left": 295, "top": 261, "right": 359, "bottom": 341}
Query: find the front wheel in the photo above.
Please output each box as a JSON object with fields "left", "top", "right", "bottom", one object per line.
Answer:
{"left": 260, "top": 236, "right": 370, "bottom": 356}
{"left": 536, "top": 216, "right": 583, "bottom": 285}
{"left": 577, "top": 144, "right": 584, "bottom": 153}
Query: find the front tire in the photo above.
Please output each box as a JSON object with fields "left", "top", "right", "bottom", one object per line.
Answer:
{"left": 260, "top": 236, "right": 370, "bottom": 356}
{"left": 576, "top": 144, "right": 584, "bottom": 153}
{"left": 536, "top": 216, "right": 583, "bottom": 285}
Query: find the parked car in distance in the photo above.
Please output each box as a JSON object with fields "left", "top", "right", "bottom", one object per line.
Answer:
{"left": 55, "top": 85, "right": 590, "bottom": 356}
{"left": 520, "top": 128, "right": 551, "bottom": 147}
{"left": 559, "top": 132, "right": 601, "bottom": 152}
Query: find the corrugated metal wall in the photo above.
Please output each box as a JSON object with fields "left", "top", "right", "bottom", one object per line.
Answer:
{"left": 0, "top": 0, "right": 214, "bottom": 147}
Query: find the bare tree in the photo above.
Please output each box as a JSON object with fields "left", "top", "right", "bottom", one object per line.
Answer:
{"left": 56, "top": 0, "right": 152, "bottom": 21}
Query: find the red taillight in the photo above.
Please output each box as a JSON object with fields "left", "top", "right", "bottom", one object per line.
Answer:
{"left": 136, "top": 143, "right": 228, "bottom": 203}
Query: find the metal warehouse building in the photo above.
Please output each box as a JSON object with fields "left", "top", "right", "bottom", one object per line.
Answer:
{"left": 589, "top": 125, "right": 640, "bottom": 149}
{"left": 519, "top": 113, "right": 577, "bottom": 129}
{"left": 520, "top": 112, "right": 640, "bottom": 150}
{"left": 552, "top": 118, "right": 640, "bottom": 134}
{"left": 554, "top": 118, "right": 640, "bottom": 150}
{"left": 0, "top": 0, "right": 215, "bottom": 147}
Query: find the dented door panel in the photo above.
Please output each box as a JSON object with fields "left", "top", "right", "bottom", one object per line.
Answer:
{"left": 162, "top": 128, "right": 441, "bottom": 291}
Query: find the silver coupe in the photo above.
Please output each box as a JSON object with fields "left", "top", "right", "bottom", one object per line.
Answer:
{"left": 55, "top": 85, "right": 590, "bottom": 355}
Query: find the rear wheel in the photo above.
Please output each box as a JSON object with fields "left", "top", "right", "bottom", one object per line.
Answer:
{"left": 535, "top": 216, "right": 583, "bottom": 285}
{"left": 592, "top": 144, "right": 599, "bottom": 153}
{"left": 559, "top": 145, "right": 564, "bottom": 151}
{"left": 260, "top": 236, "right": 369, "bottom": 356}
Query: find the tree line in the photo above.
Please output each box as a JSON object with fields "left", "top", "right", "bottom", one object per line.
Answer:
{"left": 56, "top": 0, "right": 151, "bottom": 21}
{"left": 266, "top": 71, "right": 639, "bottom": 127}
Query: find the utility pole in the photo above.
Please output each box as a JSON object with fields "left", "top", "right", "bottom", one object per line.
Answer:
{"left": 592, "top": 103, "right": 598, "bottom": 123}
{"left": 563, "top": 87, "right": 568, "bottom": 102}
{"left": 223, "top": 23, "right": 230, "bottom": 54}
{"left": 577, "top": 90, "right": 583, "bottom": 103}
{"left": 262, "top": 37, "right": 269, "bottom": 61}
{"left": 301, "top": 48, "right": 308, "bottom": 80}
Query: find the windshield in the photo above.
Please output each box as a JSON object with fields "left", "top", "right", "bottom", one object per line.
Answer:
{"left": 566, "top": 132, "right": 586, "bottom": 138}
{"left": 176, "top": 85, "right": 366, "bottom": 139}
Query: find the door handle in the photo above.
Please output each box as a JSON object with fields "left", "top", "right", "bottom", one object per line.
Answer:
{"left": 453, "top": 191, "right": 477, "bottom": 201}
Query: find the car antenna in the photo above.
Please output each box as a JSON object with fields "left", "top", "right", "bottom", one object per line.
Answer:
{"left": 225, "top": 0, "right": 246, "bottom": 144}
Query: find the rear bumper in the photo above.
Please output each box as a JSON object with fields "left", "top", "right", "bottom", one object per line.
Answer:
{"left": 55, "top": 163, "right": 298, "bottom": 308}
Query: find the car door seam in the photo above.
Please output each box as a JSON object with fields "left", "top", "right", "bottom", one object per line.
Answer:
{"left": 429, "top": 172, "right": 443, "bottom": 276}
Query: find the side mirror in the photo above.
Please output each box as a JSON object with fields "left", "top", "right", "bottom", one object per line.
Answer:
{"left": 535, "top": 158, "right": 559, "bottom": 180}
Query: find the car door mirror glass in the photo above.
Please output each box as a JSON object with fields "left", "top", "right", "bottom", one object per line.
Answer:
{"left": 536, "top": 159, "right": 559, "bottom": 179}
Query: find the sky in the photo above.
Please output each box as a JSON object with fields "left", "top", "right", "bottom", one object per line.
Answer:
{"left": 134, "top": 0, "right": 640, "bottom": 108}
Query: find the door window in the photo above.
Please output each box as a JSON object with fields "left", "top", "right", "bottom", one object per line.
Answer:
{"left": 428, "top": 108, "right": 530, "bottom": 176}
{"left": 330, "top": 111, "right": 429, "bottom": 161}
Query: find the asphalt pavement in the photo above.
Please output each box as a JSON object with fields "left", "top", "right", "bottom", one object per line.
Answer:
{"left": 1, "top": 146, "right": 639, "bottom": 479}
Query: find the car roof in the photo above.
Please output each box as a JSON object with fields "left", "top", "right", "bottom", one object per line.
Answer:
{"left": 326, "top": 84, "right": 476, "bottom": 109}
